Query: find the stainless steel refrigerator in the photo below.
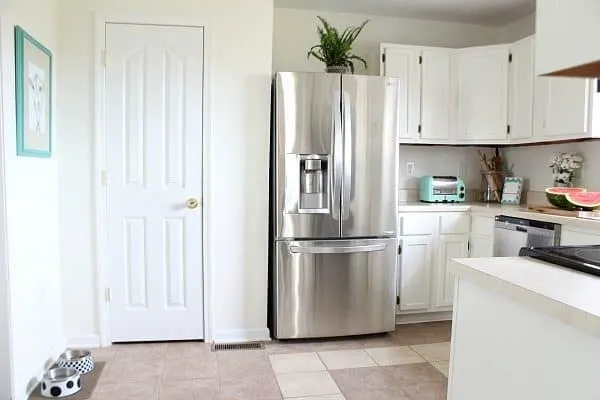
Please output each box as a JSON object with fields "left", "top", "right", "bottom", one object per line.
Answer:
{"left": 270, "top": 72, "right": 399, "bottom": 339}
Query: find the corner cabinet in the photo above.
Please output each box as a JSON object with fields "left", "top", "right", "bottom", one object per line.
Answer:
{"left": 457, "top": 45, "right": 510, "bottom": 142}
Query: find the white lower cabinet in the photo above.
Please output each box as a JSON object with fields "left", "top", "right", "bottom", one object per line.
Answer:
{"left": 561, "top": 227, "right": 600, "bottom": 246}
{"left": 398, "top": 211, "right": 470, "bottom": 315}
{"left": 398, "top": 235, "right": 433, "bottom": 311}
{"left": 434, "top": 234, "right": 469, "bottom": 308}
{"left": 469, "top": 235, "right": 494, "bottom": 258}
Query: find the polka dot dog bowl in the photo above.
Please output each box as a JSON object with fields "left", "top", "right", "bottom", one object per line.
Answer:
{"left": 57, "top": 349, "right": 94, "bottom": 375}
{"left": 41, "top": 367, "right": 81, "bottom": 398}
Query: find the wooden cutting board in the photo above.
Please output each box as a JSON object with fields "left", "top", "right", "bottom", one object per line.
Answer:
{"left": 527, "top": 204, "right": 580, "bottom": 217}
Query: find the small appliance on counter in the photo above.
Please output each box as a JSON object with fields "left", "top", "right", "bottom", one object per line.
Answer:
{"left": 419, "top": 175, "right": 466, "bottom": 203}
{"left": 519, "top": 245, "right": 600, "bottom": 277}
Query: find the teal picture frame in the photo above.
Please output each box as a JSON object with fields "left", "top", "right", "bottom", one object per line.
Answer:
{"left": 15, "top": 25, "right": 52, "bottom": 158}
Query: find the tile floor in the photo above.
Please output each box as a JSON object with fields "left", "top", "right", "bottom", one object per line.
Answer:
{"left": 87, "top": 321, "right": 451, "bottom": 400}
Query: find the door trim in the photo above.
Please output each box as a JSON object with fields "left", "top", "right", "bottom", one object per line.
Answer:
{"left": 93, "top": 14, "right": 215, "bottom": 346}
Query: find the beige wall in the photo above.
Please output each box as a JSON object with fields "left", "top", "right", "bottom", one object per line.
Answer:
{"left": 1, "top": 0, "right": 63, "bottom": 398}
{"left": 57, "top": 0, "right": 273, "bottom": 343}
{"left": 273, "top": 7, "right": 506, "bottom": 75}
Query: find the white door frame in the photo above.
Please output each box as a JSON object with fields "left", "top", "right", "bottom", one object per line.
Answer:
{"left": 0, "top": 14, "right": 14, "bottom": 398}
{"left": 94, "top": 14, "right": 214, "bottom": 346}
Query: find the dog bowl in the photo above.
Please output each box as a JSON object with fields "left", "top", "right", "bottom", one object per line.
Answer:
{"left": 58, "top": 349, "right": 94, "bottom": 375}
{"left": 41, "top": 367, "right": 81, "bottom": 398}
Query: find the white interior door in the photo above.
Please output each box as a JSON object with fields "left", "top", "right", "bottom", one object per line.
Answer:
{"left": 105, "top": 23, "right": 205, "bottom": 342}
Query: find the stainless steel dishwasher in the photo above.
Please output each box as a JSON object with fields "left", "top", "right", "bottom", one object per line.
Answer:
{"left": 494, "top": 215, "right": 561, "bottom": 257}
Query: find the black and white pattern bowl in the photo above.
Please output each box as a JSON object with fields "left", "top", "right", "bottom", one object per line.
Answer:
{"left": 41, "top": 367, "right": 81, "bottom": 398}
{"left": 58, "top": 349, "right": 95, "bottom": 375}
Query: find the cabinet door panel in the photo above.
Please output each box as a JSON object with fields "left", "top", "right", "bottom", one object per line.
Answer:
{"left": 458, "top": 46, "right": 510, "bottom": 140}
{"left": 435, "top": 234, "right": 469, "bottom": 308}
{"left": 509, "top": 36, "right": 534, "bottom": 139}
{"left": 561, "top": 228, "right": 600, "bottom": 246}
{"left": 534, "top": 77, "right": 590, "bottom": 138}
{"left": 470, "top": 235, "right": 494, "bottom": 258}
{"left": 421, "top": 48, "right": 454, "bottom": 140}
{"left": 398, "top": 236, "right": 433, "bottom": 311}
{"left": 383, "top": 46, "right": 421, "bottom": 139}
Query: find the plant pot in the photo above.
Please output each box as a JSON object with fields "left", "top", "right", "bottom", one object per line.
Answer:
{"left": 553, "top": 181, "right": 572, "bottom": 188}
{"left": 325, "top": 65, "right": 349, "bottom": 74}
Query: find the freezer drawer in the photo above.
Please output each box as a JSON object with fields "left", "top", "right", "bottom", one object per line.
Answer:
{"left": 274, "top": 238, "right": 398, "bottom": 339}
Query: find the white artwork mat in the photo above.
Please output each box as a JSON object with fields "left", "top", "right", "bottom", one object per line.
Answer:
{"left": 27, "top": 61, "right": 46, "bottom": 134}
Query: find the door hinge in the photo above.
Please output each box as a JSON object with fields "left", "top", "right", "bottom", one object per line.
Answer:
{"left": 396, "top": 295, "right": 400, "bottom": 305}
{"left": 508, "top": 53, "right": 513, "bottom": 63}
{"left": 468, "top": 240, "right": 471, "bottom": 252}
{"left": 382, "top": 52, "right": 386, "bottom": 63}
{"left": 419, "top": 55, "right": 423, "bottom": 64}
{"left": 398, "top": 245, "right": 402, "bottom": 255}
{"left": 105, "top": 287, "right": 111, "bottom": 303}
{"left": 507, "top": 124, "right": 511, "bottom": 134}
{"left": 418, "top": 124, "right": 422, "bottom": 134}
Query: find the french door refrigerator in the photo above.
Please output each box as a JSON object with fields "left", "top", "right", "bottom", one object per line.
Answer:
{"left": 270, "top": 72, "right": 400, "bottom": 339}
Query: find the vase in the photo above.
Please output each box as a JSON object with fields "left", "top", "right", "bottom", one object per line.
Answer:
{"left": 553, "top": 181, "right": 572, "bottom": 188}
{"left": 325, "top": 65, "right": 349, "bottom": 74}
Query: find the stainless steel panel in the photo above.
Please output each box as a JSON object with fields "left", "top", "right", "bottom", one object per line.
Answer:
{"left": 341, "top": 75, "right": 399, "bottom": 238}
{"left": 274, "top": 72, "right": 342, "bottom": 239}
{"left": 494, "top": 218, "right": 560, "bottom": 257}
{"left": 274, "top": 238, "right": 398, "bottom": 339}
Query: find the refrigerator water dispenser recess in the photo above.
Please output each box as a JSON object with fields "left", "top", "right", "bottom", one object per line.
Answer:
{"left": 299, "top": 155, "right": 328, "bottom": 213}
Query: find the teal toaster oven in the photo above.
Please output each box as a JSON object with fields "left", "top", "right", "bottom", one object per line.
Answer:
{"left": 420, "top": 176, "right": 466, "bottom": 203}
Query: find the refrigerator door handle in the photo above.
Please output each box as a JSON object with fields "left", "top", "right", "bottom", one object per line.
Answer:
{"left": 342, "top": 91, "right": 352, "bottom": 220}
{"left": 332, "top": 92, "right": 343, "bottom": 220}
{"left": 289, "top": 244, "right": 387, "bottom": 254}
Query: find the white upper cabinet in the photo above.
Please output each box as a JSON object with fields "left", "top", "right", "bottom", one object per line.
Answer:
{"left": 536, "top": 0, "right": 600, "bottom": 77}
{"left": 421, "top": 48, "right": 455, "bottom": 141}
{"left": 457, "top": 45, "right": 510, "bottom": 141}
{"left": 508, "top": 36, "right": 535, "bottom": 140}
{"left": 533, "top": 77, "right": 592, "bottom": 139}
{"left": 382, "top": 46, "right": 421, "bottom": 139}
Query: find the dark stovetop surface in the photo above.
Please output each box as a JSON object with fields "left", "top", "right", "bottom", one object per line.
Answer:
{"left": 519, "top": 245, "right": 600, "bottom": 277}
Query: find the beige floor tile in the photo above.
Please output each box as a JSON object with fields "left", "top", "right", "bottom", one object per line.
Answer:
{"left": 219, "top": 373, "right": 282, "bottom": 399}
{"left": 112, "top": 343, "right": 167, "bottom": 361}
{"left": 318, "top": 349, "right": 376, "bottom": 370}
{"left": 269, "top": 352, "right": 325, "bottom": 374}
{"left": 410, "top": 342, "right": 451, "bottom": 362}
{"left": 288, "top": 395, "right": 346, "bottom": 400}
{"left": 431, "top": 361, "right": 450, "bottom": 377}
{"left": 158, "top": 378, "right": 219, "bottom": 400}
{"left": 217, "top": 351, "right": 272, "bottom": 377}
{"left": 365, "top": 346, "right": 425, "bottom": 366}
{"left": 276, "top": 371, "right": 340, "bottom": 398}
{"left": 89, "top": 347, "right": 116, "bottom": 362}
{"left": 92, "top": 378, "right": 159, "bottom": 400}
{"left": 162, "top": 354, "right": 218, "bottom": 380}
{"left": 402, "top": 380, "right": 448, "bottom": 400}
{"left": 165, "top": 341, "right": 212, "bottom": 360}
{"left": 103, "top": 357, "right": 164, "bottom": 383}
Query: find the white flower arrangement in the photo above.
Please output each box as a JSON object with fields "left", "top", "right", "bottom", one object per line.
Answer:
{"left": 549, "top": 152, "right": 584, "bottom": 185}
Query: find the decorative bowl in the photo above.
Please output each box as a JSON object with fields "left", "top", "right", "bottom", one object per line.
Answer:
{"left": 41, "top": 367, "right": 81, "bottom": 398}
{"left": 58, "top": 349, "right": 94, "bottom": 375}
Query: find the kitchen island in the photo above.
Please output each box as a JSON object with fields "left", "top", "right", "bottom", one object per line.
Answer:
{"left": 447, "top": 257, "right": 600, "bottom": 400}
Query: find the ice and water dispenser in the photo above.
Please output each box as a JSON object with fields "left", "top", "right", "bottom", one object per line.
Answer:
{"left": 298, "top": 155, "right": 328, "bottom": 213}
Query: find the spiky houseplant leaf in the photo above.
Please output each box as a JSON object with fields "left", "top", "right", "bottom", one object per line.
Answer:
{"left": 307, "top": 17, "right": 369, "bottom": 73}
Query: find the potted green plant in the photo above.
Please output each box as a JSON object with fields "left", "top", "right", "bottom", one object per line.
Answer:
{"left": 307, "top": 16, "right": 369, "bottom": 74}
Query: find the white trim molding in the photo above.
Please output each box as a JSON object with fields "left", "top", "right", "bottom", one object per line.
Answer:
{"left": 65, "top": 335, "right": 101, "bottom": 349}
{"left": 396, "top": 311, "right": 453, "bottom": 325}
{"left": 93, "top": 13, "right": 215, "bottom": 346}
{"left": 213, "top": 328, "right": 271, "bottom": 344}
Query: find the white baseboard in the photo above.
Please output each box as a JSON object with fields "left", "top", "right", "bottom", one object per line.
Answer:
{"left": 213, "top": 328, "right": 270, "bottom": 344}
{"left": 66, "top": 334, "right": 101, "bottom": 349}
{"left": 396, "top": 311, "right": 453, "bottom": 325}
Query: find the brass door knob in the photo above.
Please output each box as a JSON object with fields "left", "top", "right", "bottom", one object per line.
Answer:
{"left": 186, "top": 198, "right": 199, "bottom": 209}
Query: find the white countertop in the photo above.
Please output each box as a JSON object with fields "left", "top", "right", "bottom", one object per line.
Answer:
{"left": 398, "top": 202, "right": 600, "bottom": 230}
{"left": 450, "top": 257, "right": 600, "bottom": 337}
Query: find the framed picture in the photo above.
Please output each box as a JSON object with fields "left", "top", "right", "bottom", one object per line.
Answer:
{"left": 15, "top": 25, "right": 52, "bottom": 157}
{"left": 501, "top": 177, "right": 524, "bottom": 205}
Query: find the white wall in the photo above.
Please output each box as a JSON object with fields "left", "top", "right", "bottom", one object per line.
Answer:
{"left": 273, "top": 8, "right": 505, "bottom": 74}
{"left": 503, "top": 142, "right": 600, "bottom": 191}
{"left": 399, "top": 146, "right": 482, "bottom": 191}
{"left": 57, "top": 0, "right": 273, "bottom": 343}
{"left": 499, "top": 14, "right": 535, "bottom": 42}
{"left": 1, "top": 0, "right": 64, "bottom": 398}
